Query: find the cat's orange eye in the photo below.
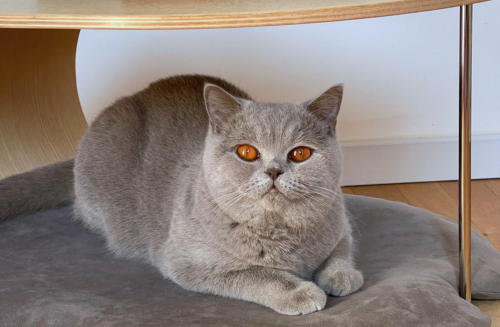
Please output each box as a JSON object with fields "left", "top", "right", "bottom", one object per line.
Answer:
{"left": 237, "top": 145, "right": 260, "bottom": 161}
{"left": 289, "top": 147, "right": 312, "bottom": 162}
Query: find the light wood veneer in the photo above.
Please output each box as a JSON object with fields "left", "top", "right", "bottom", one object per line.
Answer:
{"left": 0, "top": 29, "right": 87, "bottom": 178}
{"left": 0, "top": 0, "right": 488, "bottom": 30}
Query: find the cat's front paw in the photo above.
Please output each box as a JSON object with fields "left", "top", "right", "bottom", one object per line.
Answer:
{"left": 315, "top": 263, "right": 363, "bottom": 297}
{"left": 272, "top": 281, "right": 327, "bottom": 315}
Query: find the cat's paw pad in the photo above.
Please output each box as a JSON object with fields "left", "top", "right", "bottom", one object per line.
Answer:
{"left": 273, "top": 281, "right": 327, "bottom": 315}
{"left": 316, "top": 265, "right": 363, "bottom": 297}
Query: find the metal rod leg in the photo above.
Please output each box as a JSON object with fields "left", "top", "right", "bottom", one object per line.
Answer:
{"left": 459, "top": 4, "right": 472, "bottom": 302}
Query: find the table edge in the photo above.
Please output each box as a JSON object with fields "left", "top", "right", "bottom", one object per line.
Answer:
{"left": 0, "top": 0, "right": 488, "bottom": 30}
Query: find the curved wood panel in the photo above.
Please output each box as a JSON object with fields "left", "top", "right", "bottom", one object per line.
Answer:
{"left": 0, "top": 0, "right": 488, "bottom": 30}
{"left": 0, "top": 29, "right": 88, "bottom": 178}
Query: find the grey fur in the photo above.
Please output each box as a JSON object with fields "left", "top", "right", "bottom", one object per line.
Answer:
{"left": 0, "top": 159, "right": 75, "bottom": 222}
{"left": 0, "top": 75, "right": 363, "bottom": 315}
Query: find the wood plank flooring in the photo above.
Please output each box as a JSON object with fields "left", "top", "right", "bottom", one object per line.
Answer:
{"left": 343, "top": 179, "right": 500, "bottom": 326}
{"left": 343, "top": 179, "right": 500, "bottom": 250}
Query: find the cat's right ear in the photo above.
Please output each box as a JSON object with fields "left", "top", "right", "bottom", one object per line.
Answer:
{"left": 204, "top": 84, "right": 243, "bottom": 134}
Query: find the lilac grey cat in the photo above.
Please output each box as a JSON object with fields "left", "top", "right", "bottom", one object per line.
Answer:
{"left": 0, "top": 75, "right": 363, "bottom": 315}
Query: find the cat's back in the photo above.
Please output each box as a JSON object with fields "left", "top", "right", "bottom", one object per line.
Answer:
{"left": 74, "top": 75, "right": 251, "bottom": 256}
{"left": 76, "top": 74, "right": 251, "bottom": 189}
{"left": 138, "top": 75, "right": 252, "bottom": 160}
{"left": 135, "top": 75, "right": 253, "bottom": 195}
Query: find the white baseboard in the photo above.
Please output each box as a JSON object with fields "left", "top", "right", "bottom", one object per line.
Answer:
{"left": 340, "top": 134, "right": 500, "bottom": 186}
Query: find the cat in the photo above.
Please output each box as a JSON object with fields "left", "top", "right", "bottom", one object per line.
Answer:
{"left": 0, "top": 74, "right": 363, "bottom": 315}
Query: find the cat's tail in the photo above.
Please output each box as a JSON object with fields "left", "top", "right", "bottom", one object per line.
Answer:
{"left": 0, "top": 159, "right": 75, "bottom": 222}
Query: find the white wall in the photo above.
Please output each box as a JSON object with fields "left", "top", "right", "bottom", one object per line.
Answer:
{"left": 76, "top": 1, "right": 500, "bottom": 185}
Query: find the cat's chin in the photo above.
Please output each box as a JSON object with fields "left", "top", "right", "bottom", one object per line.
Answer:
{"left": 263, "top": 187, "right": 284, "bottom": 198}
{"left": 260, "top": 190, "right": 287, "bottom": 211}
{"left": 269, "top": 186, "right": 280, "bottom": 194}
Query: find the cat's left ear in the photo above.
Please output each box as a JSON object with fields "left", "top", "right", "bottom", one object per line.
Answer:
{"left": 305, "top": 84, "right": 343, "bottom": 133}
{"left": 204, "top": 83, "right": 245, "bottom": 134}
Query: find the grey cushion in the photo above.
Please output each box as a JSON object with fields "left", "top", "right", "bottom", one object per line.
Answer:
{"left": 1, "top": 195, "right": 499, "bottom": 327}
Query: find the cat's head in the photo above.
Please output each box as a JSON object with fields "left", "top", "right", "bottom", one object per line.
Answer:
{"left": 202, "top": 83, "right": 344, "bottom": 228}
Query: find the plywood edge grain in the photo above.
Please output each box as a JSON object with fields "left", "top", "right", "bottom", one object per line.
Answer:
{"left": 0, "top": 0, "right": 488, "bottom": 30}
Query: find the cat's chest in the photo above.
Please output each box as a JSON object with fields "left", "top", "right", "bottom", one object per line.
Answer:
{"left": 224, "top": 224, "right": 333, "bottom": 274}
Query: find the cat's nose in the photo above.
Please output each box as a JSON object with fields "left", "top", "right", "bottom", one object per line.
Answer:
{"left": 265, "top": 168, "right": 284, "bottom": 181}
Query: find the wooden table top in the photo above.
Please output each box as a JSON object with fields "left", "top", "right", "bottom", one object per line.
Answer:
{"left": 0, "top": 0, "right": 488, "bottom": 30}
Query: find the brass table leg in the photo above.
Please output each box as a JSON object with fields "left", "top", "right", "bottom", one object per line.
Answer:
{"left": 459, "top": 4, "right": 472, "bottom": 302}
{"left": 0, "top": 29, "right": 88, "bottom": 178}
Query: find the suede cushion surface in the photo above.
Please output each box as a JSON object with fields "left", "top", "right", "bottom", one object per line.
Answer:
{"left": 1, "top": 195, "right": 499, "bottom": 327}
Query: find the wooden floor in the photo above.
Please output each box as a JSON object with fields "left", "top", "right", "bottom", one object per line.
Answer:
{"left": 342, "top": 179, "right": 500, "bottom": 326}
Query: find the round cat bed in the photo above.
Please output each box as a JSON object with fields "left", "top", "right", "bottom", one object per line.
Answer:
{"left": 1, "top": 195, "right": 499, "bottom": 326}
